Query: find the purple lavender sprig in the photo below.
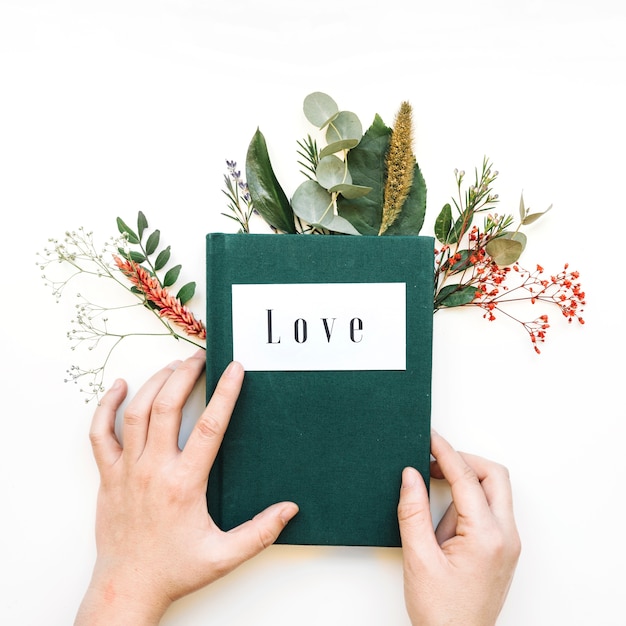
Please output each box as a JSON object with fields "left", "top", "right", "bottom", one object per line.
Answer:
{"left": 221, "top": 160, "right": 256, "bottom": 233}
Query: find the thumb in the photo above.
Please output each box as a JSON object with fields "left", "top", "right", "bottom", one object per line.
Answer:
{"left": 397, "top": 467, "right": 439, "bottom": 558}
{"left": 226, "top": 501, "right": 299, "bottom": 563}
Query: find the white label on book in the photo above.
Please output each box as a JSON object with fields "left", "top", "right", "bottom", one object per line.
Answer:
{"left": 231, "top": 283, "right": 406, "bottom": 371}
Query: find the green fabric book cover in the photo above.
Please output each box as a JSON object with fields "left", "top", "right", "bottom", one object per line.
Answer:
{"left": 206, "top": 233, "right": 433, "bottom": 547}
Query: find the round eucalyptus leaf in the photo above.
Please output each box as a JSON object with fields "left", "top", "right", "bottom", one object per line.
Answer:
{"left": 329, "top": 183, "right": 372, "bottom": 199}
{"left": 509, "top": 231, "right": 527, "bottom": 251}
{"left": 486, "top": 237, "right": 524, "bottom": 266}
{"left": 292, "top": 180, "right": 360, "bottom": 235}
{"left": 303, "top": 92, "right": 339, "bottom": 128}
{"left": 326, "top": 111, "right": 363, "bottom": 144}
{"left": 320, "top": 138, "right": 361, "bottom": 158}
{"left": 292, "top": 180, "right": 334, "bottom": 224}
{"left": 316, "top": 155, "right": 351, "bottom": 189}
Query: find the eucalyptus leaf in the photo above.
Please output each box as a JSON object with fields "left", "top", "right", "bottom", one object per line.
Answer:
{"left": 154, "top": 245, "right": 171, "bottom": 271}
{"left": 303, "top": 92, "right": 339, "bottom": 129}
{"left": 322, "top": 212, "right": 362, "bottom": 235}
{"left": 116, "top": 217, "right": 139, "bottom": 244}
{"left": 522, "top": 204, "right": 552, "bottom": 225}
{"left": 510, "top": 231, "right": 527, "bottom": 250}
{"left": 292, "top": 180, "right": 360, "bottom": 235}
{"left": 246, "top": 129, "right": 296, "bottom": 234}
{"left": 145, "top": 229, "right": 160, "bottom": 255}
{"left": 291, "top": 179, "right": 333, "bottom": 223}
{"left": 163, "top": 264, "right": 182, "bottom": 288}
{"left": 519, "top": 192, "right": 526, "bottom": 221}
{"left": 485, "top": 237, "right": 524, "bottom": 266}
{"left": 176, "top": 281, "right": 196, "bottom": 305}
{"left": 328, "top": 183, "right": 372, "bottom": 199}
{"left": 316, "top": 155, "right": 350, "bottom": 189}
{"left": 319, "top": 138, "right": 361, "bottom": 158}
{"left": 435, "top": 284, "right": 480, "bottom": 308}
{"left": 326, "top": 111, "right": 363, "bottom": 144}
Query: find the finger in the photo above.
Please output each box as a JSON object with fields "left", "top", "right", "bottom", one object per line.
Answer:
{"left": 430, "top": 430, "right": 491, "bottom": 523}
{"left": 434, "top": 501, "right": 458, "bottom": 545}
{"left": 121, "top": 359, "right": 181, "bottom": 460}
{"left": 223, "top": 501, "right": 299, "bottom": 566}
{"left": 455, "top": 451, "right": 516, "bottom": 529}
{"left": 433, "top": 449, "right": 516, "bottom": 527}
{"left": 182, "top": 361, "right": 244, "bottom": 481}
{"left": 89, "top": 379, "right": 126, "bottom": 471}
{"left": 145, "top": 350, "right": 206, "bottom": 455}
{"left": 397, "top": 466, "right": 441, "bottom": 561}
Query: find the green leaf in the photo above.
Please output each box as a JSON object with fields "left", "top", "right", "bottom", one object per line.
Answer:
{"left": 154, "top": 245, "right": 171, "bottom": 271}
{"left": 510, "top": 231, "right": 527, "bottom": 251}
{"left": 336, "top": 114, "right": 392, "bottom": 235}
{"left": 303, "top": 92, "right": 339, "bottom": 128}
{"left": 176, "top": 281, "right": 196, "bottom": 305}
{"left": 522, "top": 204, "right": 552, "bottom": 225}
{"left": 292, "top": 180, "right": 360, "bottom": 235}
{"left": 434, "top": 203, "right": 452, "bottom": 243}
{"left": 163, "top": 264, "right": 181, "bottom": 287}
{"left": 116, "top": 217, "right": 139, "bottom": 244}
{"left": 145, "top": 229, "right": 160, "bottom": 255}
{"left": 485, "top": 236, "right": 524, "bottom": 266}
{"left": 443, "top": 248, "right": 474, "bottom": 274}
{"left": 325, "top": 111, "right": 362, "bottom": 145}
{"left": 137, "top": 211, "right": 148, "bottom": 239}
{"left": 246, "top": 129, "right": 296, "bottom": 234}
{"left": 328, "top": 183, "right": 372, "bottom": 199}
{"left": 319, "top": 138, "right": 361, "bottom": 158}
{"left": 449, "top": 210, "right": 473, "bottom": 244}
{"left": 519, "top": 192, "right": 526, "bottom": 221}
{"left": 316, "top": 155, "right": 350, "bottom": 189}
{"left": 435, "top": 284, "right": 480, "bottom": 308}
{"left": 129, "top": 251, "right": 146, "bottom": 263}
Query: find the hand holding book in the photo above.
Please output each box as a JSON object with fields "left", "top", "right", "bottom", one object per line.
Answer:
{"left": 399, "top": 430, "right": 521, "bottom": 626}
{"left": 75, "top": 353, "right": 298, "bottom": 626}
{"left": 75, "top": 353, "right": 519, "bottom": 626}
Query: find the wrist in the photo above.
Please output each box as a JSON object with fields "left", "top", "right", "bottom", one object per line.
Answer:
{"left": 75, "top": 560, "right": 172, "bottom": 626}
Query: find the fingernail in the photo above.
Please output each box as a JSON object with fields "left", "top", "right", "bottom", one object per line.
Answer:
{"left": 110, "top": 378, "right": 123, "bottom": 391}
{"left": 224, "top": 361, "right": 243, "bottom": 378}
{"left": 192, "top": 348, "right": 206, "bottom": 359}
{"left": 167, "top": 359, "right": 183, "bottom": 370}
{"left": 280, "top": 502, "right": 299, "bottom": 524}
{"left": 402, "top": 466, "right": 419, "bottom": 488}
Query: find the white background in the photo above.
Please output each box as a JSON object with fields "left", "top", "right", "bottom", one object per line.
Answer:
{"left": 1, "top": 1, "right": 624, "bottom": 624}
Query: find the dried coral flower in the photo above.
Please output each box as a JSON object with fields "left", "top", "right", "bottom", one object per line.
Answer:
{"left": 113, "top": 255, "right": 206, "bottom": 339}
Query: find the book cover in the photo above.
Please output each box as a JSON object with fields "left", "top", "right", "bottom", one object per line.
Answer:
{"left": 206, "top": 232, "right": 433, "bottom": 547}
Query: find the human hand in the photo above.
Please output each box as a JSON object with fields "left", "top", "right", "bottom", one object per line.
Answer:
{"left": 75, "top": 352, "right": 298, "bottom": 626}
{"left": 398, "top": 430, "right": 521, "bottom": 626}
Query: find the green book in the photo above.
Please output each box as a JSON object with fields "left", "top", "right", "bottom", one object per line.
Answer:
{"left": 206, "top": 233, "right": 433, "bottom": 547}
